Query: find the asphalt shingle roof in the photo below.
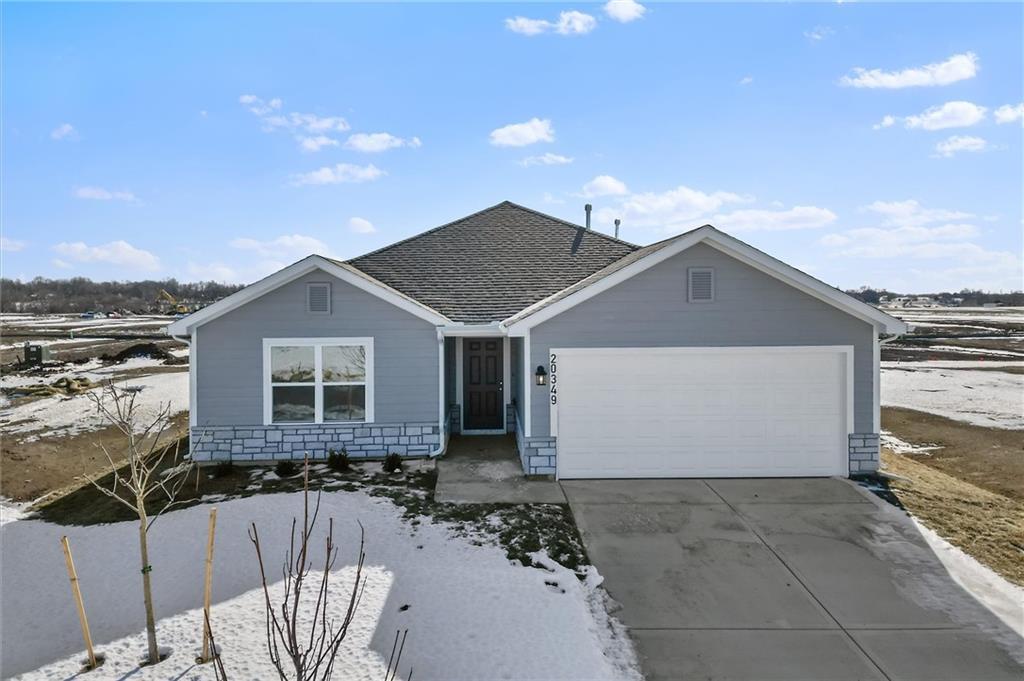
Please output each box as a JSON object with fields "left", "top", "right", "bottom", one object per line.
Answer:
{"left": 345, "top": 201, "right": 638, "bottom": 323}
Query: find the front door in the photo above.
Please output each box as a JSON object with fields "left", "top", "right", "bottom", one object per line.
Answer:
{"left": 463, "top": 338, "right": 503, "bottom": 430}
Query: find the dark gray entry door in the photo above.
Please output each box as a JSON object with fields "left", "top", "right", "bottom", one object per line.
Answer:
{"left": 463, "top": 338, "right": 503, "bottom": 430}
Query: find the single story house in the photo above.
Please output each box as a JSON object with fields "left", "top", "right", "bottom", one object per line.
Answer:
{"left": 167, "top": 201, "right": 907, "bottom": 479}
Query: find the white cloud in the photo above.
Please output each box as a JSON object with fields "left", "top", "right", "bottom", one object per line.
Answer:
{"left": 582, "top": 175, "right": 629, "bottom": 198}
{"left": 52, "top": 240, "right": 160, "bottom": 271}
{"left": 712, "top": 206, "right": 838, "bottom": 231}
{"left": 298, "top": 135, "right": 340, "bottom": 153}
{"left": 344, "top": 133, "right": 422, "bottom": 153}
{"left": 239, "top": 95, "right": 351, "bottom": 151}
{"left": 52, "top": 259, "right": 72, "bottom": 269}
{"left": 738, "top": 76, "right": 754, "bottom": 86}
{"left": 50, "top": 123, "right": 77, "bottom": 141}
{"left": 230, "top": 234, "right": 332, "bottom": 259}
{"left": 73, "top": 186, "right": 138, "bottom": 202}
{"left": 505, "top": 17, "right": 551, "bottom": 36}
{"left": 994, "top": 103, "right": 1024, "bottom": 125}
{"left": 1, "top": 236, "right": 27, "bottom": 252}
{"left": 505, "top": 11, "right": 597, "bottom": 36}
{"left": 840, "top": 52, "right": 979, "bottom": 89}
{"left": 520, "top": 152, "right": 574, "bottom": 167}
{"left": 594, "top": 184, "right": 752, "bottom": 232}
{"left": 864, "top": 199, "right": 972, "bottom": 227}
{"left": 872, "top": 115, "right": 896, "bottom": 130}
{"left": 290, "top": 163, "right": 385, "bottom": 186}
{"left": 489, "top": 118, "right": 555, "bottom": 147}
{"left": 348, "top": 217, "right": 376, "bottom": 234}
{"left": 819, "top": 200, "right": 1022, "bottom": 290}
{"left": 239, "top": 94, "right": 282, "bottom": 116}
{"left": 933, "top": 135, "right": 988, "bottom": 158}
{"left": 604, "top": 0, "right": 646, "bottom": 23}
{"left": 804, "top": 25, "right": 834, "bottom": 41}
{"left": 902, "top": 101, "right": 987, "bottom": 131}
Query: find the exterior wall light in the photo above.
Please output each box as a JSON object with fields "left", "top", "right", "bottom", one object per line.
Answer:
{"left": 535, "top": 365, "right": 548, "bottom": 386}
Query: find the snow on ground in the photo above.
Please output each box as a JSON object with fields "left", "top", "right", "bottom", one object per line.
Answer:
{"left": 881, "top": 361, "right": 1024, "bottom": 429}
{"left": 0, "top": 371, "right": 189, "bottom": 441}
{"left": 880, "top": 431, "right": 943, "bottom": 455}
{"left": 1, "top": 491, "right": 640, "bottom": 680}
{"left": 912, "top": 517, "right": 1024, "bottom": 642}
{"left": 0, "top": 337, "right": 116, "bottom": 351}
{"left": 0, "top": 498, "right": 31, "bottom": 526}
{"left": 1, "top": 315, "right": 172, "bottom": 330}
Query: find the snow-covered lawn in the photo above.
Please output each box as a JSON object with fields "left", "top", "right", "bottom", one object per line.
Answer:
{"left": 881, "top": 361, "right": 1024, "bottom": 429}
{"left": 0, "top": 371, "right": 189, "bottom": 441}
{"left": 1, "top": 491, "right": 639, "bottom": 680}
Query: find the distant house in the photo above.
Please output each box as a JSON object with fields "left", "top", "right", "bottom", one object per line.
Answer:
{"left": 167, "top": 202, "right": 906, "bottom": 479}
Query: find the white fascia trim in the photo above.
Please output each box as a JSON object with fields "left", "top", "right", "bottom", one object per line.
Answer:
{"left": 166, "top": 255, "right": 449, "bottom": 336}
{"left": 440, "top": 322, "right": 506, "bottom": 337}
{"left": 501, "top": 227, "right": 907, "bottom": 336}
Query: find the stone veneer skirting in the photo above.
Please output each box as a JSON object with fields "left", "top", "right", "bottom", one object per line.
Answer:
{"left": 848, "top": 432, "right": 880, "bottom": 474}
{"left": 190, "top": 422, "right": 442, "bottom": 462}
{"left": 514, "top": 418, "right": 556, "bottom": 476}
{"left": 514, "top": 426, "right": 880, "bottom": 478}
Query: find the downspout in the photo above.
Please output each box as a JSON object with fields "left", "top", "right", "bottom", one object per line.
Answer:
{"left": 428, "top": 327, "right": 449, "bottom": 458}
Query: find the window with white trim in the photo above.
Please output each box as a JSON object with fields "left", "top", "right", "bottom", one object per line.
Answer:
{"left": 264, "top": 338, "right": 374, "bottom": 424}
{"left": 688, "top": 267, "right": 715, "bottom": 303}
{"left": 306, "top": 283, "right": 331, "bottom": 314}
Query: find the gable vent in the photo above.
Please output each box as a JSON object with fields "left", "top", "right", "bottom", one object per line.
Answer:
{"left": 688, "top": 268, "right": 714, "bottom": 303}
{"left": 307, "top": 283, "right": 331, "bottom": 314}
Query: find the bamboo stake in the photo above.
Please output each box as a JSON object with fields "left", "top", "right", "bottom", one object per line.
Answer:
{"left": 201, "top": 507, "right": 218, "bottom": 663}
{"left": 60, "top": 536, "right": 97, "bottom": 670}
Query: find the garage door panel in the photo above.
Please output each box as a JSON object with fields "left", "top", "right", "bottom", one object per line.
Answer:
{"left": 556, "top": 348, "right": 848, "bottom": 479}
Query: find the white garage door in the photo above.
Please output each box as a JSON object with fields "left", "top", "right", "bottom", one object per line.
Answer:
{"left": 553, "top": 346, "right": 851, "bottom": 479}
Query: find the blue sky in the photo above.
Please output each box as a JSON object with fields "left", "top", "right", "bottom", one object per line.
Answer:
{"left": 3, "top": 1, "right": 1022, "bottom": 292}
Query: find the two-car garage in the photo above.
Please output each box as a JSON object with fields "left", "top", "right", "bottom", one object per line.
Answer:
{"left": 551, "top": 346, "right": 853, "bottom": 479}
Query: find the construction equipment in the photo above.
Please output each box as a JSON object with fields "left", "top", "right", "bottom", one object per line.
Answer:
{"left": 158, "top": 289, "right": 192, "bottom": 315}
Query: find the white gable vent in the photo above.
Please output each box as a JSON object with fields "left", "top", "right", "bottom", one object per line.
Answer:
{"left": 307, "top": 283, "right": 331, "bottom": 314}
{"left": 688, "top": 268, "right": 714, "bottom": 303}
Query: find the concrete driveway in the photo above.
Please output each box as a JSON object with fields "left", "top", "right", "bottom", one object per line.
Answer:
{"left": 562, "top": 478, "right": 1023, "bottom": 681}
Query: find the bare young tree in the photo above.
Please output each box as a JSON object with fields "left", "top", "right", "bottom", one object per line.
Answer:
{"left": 248, "top": 459, "right": 369, "bottom": 681}
{"left": 82, "top": 383, "right": 193, "bottom": 665}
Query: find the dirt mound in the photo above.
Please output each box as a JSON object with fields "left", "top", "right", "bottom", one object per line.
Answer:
{"left": 102, "top": 342, "right": 173, "bottom": 363}
{"left": 6, "top": 376, "right": 97, "bottom": 398}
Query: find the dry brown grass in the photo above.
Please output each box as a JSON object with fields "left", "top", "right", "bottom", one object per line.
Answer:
{"left": 881, "top": 449, "right": 1024, "bottom": 586}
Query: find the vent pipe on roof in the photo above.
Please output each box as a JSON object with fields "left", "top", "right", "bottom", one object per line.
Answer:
{"left": 584, "top": 203, "right": 592, "bottom": 230}
{"left": 614, "top": 218, "right": 621, "bottom": 239}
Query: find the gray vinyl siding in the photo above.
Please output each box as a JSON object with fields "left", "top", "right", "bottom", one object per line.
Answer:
{"left": 529, "top": 243, "right": 875, "bottom": 437}
{"left": 195, "top": 269, "right": 438, "bottom": 427}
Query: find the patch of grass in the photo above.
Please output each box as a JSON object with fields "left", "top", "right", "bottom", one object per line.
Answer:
{"left": 33, "top": 441, "right": 589, "bottom": 574}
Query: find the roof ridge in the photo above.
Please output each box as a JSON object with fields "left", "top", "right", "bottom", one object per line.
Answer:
{"left": 498, "top": 200, "right": 640, "bottom": 249}
{"left": 348, "top": 200, "right": 640, "bottom": 264}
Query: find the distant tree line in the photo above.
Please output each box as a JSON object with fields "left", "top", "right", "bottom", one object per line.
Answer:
{"left": 846, "top": 287, "right": 1024, "bottom": 306}
{"left": 0, "top": 277, "right": 244, "bottom": 314}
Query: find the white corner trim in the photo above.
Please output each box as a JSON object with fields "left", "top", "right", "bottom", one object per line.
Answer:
{"left": 523, "top": 332, "right": 532, "bottom": 437}
{"left": 172, "top": 332, "right": 197, "bottom": 429}
{"left": 167, "top": 255, "right": 449, "bottom": 336}
{"left": 262, "top": 337, "right": 375, "bottom": 427}
{"left": 501, "top": 227, "right": 907, "bottom": 335}
{"left": 437, "top": 328, "right": 446, "bottom": 441}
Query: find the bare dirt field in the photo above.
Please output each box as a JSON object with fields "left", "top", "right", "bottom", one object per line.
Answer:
{"left": 1, "top": 314, "right": 188, "bottom": 504}
{"left": 883, "top": 406, "right": 1024, "bottom": 500}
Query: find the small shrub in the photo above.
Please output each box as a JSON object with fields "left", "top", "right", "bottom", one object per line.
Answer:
{"left": 382, "top": 452, "right": 403, "bottom": 474}
{"left": 327, "top": 448, "right": 350, "bottom": 472}
{"left": 275, "top": 460, "right": 299, "bottom": 478}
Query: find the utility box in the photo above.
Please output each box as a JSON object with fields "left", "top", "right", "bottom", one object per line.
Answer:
{"left": 23, "top": 343, "right": 51, "bottom": 366}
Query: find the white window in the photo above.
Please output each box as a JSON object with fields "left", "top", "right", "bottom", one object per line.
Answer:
{"left": 307, "top": 283, "right": 331, "bottom": 314}
{"left": 688, "top": 267, "right": 715, "bottom": 303}
{"left": 263, "top": 338, "right": 374, "bottom": 425}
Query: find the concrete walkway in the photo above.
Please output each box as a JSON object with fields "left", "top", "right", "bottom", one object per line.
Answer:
{"left": 434, "top": 435, "right": 566, "bottom": 504}
{"left": 563, "top": 478, "right": 1024, "bottom": 681}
